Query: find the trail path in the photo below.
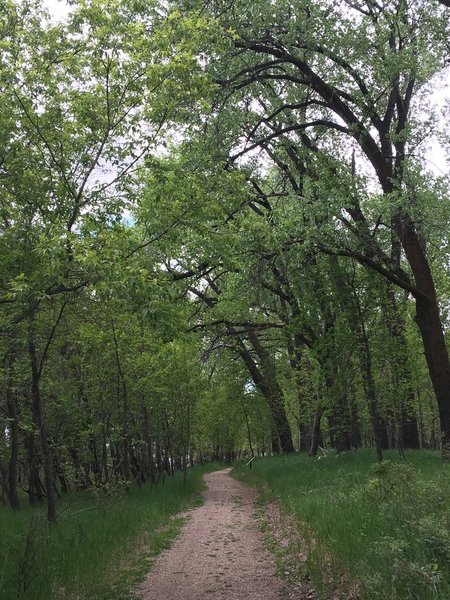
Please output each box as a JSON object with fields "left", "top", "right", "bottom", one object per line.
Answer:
{"left": 137, "top": 468, "right": 288, "bottom": 600}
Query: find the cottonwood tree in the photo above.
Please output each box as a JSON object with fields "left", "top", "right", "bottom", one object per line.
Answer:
{"left": 176, "top": 0, "right": 450, "bottom": 456}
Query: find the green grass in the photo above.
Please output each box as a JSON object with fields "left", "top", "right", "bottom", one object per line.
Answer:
{"left": 0, "top": 463, "right": 220, "bottom": 600}
{"left": 233, "top": 450, "right": 450, "bottom": 600}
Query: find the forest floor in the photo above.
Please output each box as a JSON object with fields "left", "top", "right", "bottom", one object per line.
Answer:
{"left": 136, "top": 468, "right": 302, "bottom": 600}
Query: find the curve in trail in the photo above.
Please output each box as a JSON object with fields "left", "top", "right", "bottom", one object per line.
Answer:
{"left": 137, "top": 468, "right": 285, "bottom": 600}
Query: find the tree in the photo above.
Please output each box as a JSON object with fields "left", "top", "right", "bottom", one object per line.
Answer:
{"left": 0, "top": 0, "right": 212, "bottom": 518}
{"left": 184, "top": 0, "right": 450, "bottom": 456}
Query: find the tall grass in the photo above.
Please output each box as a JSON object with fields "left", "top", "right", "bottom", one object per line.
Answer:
{"left": 234, "top": 450, "right": 450, "bottom": 599}
{"left": 0, "top": 464, "right": 219, "bottom": 600}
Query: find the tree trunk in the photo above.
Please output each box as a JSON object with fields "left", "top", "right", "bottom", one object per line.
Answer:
{"left": 101, "top": 423, "right": 109, "bottom": 483}
{"left": 309, "top": 408, "right": 323, "bottom": 457}
{"left": 111, "top": 320, "right": 131, "bottom": 481}
{"left": 246, "top": 332, "right": 294, "bottom": 452}
{"left": 163, "top": 409, "right": 174, "bottom": 475}
{"left": 26, "top": 432, "right": 43, "bottom": 505}
{"left": 4, "top": 345, "right": 20, "bottom": 510}
{"left": 299, "top": 422, "right": 312, "bottom": 452}
{"left": 271, "top": 428, "right": 281, "bottom": 453}
{"left": 239, "top": 396, "right": 255, "bottom": 458}
{"left": 155, "top": 418, "right": 162, "bottom": 475}
{"left": 28, "top": 319, "right": 57, "bottom": 523}
{"left": 142, "top": 406, "right": 156, "bottom": 483}
{"left": 360, "top": 338, "right": 384, "bottom": 462}
{"left": 349, "top": 397, "right": 361, "bottom": 448}
{"left": 415, "top": 300, "right": 450, "bottom": 456}
{"left": 396, "top": 218, "right": 450, "bottom": 457}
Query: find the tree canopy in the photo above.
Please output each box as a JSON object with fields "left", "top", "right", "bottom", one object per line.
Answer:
{"left": 0, "top": 0, "right": 449, "bottom": 520}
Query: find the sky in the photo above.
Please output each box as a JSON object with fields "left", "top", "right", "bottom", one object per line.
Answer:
{"left": 43, "top": 0, "right": 71, "bottom": 20}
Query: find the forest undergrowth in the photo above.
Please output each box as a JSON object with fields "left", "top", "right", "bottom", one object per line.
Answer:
{"left": 234, "top": 450, "right": 450, "bottom": 600}
{"left": 0, "top": 463, "right": 220, "bottom": 600}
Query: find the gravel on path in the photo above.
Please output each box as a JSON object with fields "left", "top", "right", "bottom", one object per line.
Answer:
{"left": 137, "top": 468, "right": 288, "bottom": 600}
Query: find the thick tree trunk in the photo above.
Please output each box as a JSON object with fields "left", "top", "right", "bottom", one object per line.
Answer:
{"left": 300, "top": 422, "right": 312, "bottom": 452}
{"left": 239, "top": 396, "right": 255, "bottom": 458}
{"left": 284, "top": 330, "right": 312, "bottom": 453}
{"left": 400, "top": 412, "right": 420, "bottom": 450}
{"left": 238, "top": 334, "right": 294, "bottom": 453}
{"left": 414, "top": 295, "right": 450, "bottom": 457}
{"left": 271, "top": 428, "right": 281, "bottom": 453}
{"left": 248, "top": 332, "right": 294, "bottom": 452}
{"left": 309, "top": 408, "right": 323, "bottom": 457}
{"left": 398, "top": 217, "right": 450, "bottom": 458}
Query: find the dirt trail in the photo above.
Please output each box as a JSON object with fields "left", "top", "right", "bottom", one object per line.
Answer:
{"left": 137, "top": 468, "right": 288, "bottom": 600}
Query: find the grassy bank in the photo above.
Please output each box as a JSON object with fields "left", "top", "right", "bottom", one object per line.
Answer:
{"left": 0, "top": 464, "right": 220, "bottom": 600}
{"left": 234, "top": 450, "right": 450, "bottom": 599}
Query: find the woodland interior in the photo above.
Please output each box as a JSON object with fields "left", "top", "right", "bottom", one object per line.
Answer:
{"left": 0, "top": 1, "right": 450, "bottom": 598}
